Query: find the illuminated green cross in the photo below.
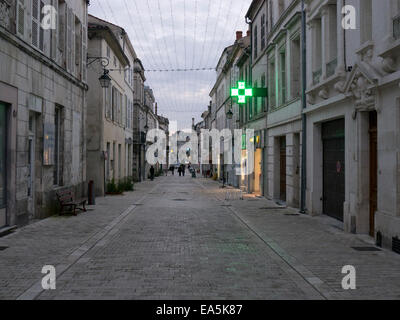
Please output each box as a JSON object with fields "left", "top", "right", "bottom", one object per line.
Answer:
{"left": 231, "top": 81, "right": 253, "bottom": 104}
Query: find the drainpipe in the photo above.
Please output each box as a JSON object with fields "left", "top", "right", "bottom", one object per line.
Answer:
{"left": 300, "top": 0, "right": 307, "bottom": 214}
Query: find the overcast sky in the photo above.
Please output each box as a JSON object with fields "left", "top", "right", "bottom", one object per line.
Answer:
{"left": 89, "top": 0, "right": 252, "bottom": 130}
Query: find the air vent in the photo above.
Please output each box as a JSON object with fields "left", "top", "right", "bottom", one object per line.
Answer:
{"left": 172, "top": 199, "right": 187, "bottom": 202}
{"left": 393, "top": 237, "right": 400, "bottom": 255}
{"left": 352, "top": 247, "right": 381, "bottom": 252}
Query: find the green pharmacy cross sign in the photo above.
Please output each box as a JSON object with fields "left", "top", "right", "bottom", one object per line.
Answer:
{"left": 230, "top": 81, "right": 268, "bottom": 104}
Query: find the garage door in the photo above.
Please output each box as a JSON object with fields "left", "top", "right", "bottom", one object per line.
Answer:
{"left": 322, "top": 119, "right": 345, "bottom": 222}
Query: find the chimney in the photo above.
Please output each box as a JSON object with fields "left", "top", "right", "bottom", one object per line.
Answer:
{"left": 236, "top": 31, "right": 243, "bottom": 41}
{"left": 208, "top": 101, "right": 212, "bottom": 113}
{"left": 155, "top": 102, "right": 158, "bottom": 115}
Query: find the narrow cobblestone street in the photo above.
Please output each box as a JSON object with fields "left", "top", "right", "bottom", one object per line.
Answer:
{"left": 1, "top": 175, "right": 400, "bottom": 300}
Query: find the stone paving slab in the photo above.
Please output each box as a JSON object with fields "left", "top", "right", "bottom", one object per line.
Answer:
{"left": 0, "top": 180, "right": 157, "bottom": 300}
{"left": 198, "top": 178, "right": 400, "bottom": 300}
{"left": 1, "top": 175, "right": 400, "bottom": 300}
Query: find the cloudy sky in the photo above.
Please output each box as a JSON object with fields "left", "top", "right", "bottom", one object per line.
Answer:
{"left": 89, "top": 0, "right": 252, "bottom": 130}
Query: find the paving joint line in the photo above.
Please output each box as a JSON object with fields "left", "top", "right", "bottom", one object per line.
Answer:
{"left": 195, "top": 179, "right": 330, "bottom": 300}
{"left": 16, "top": 183, "right": 160, "bottom": 300}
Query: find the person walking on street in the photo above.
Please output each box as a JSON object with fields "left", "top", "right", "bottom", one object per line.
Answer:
{"left": 150, "top": 166, "right": 155, "bottom": 181}
{"left": 178, "top": 165, "right": 182, "bottom": 177}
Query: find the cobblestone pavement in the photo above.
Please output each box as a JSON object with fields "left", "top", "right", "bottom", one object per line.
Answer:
{"left": 1, "top": 175, "right": 400, "bottom": 300}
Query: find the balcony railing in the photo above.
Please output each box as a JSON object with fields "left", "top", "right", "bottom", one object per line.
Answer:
{"left": 394, "top": 15, "right": 400, "bottom": 40}
{"left": 313, "top": 68, "right": 322, "bottom": 86}
{"left": 326, "top": 58, "right": 337, "bottom": 78}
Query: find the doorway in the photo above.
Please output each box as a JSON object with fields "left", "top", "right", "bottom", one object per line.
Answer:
{"left": 322, "top": 119, "right": 345, "bottom": 222}
{"left": 0, "top": 103, "right": 7, "bottom": 227}
{"left": 280, "top": 136, "right": 286, "bottom": 201}
{"left": 369, "top": 111, "right": 377, "bottom": 236}
{"left": 254, "top": 148, "right": 262, "bottom": 195}
{"left": 27, "top": 112, "right": 37, "bottom": 219}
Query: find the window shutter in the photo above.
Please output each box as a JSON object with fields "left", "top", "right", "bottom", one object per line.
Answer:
{"left": 51, "top": 0, "right": 58, "bottom": 59}
{"left": 31, "top": 0, "right": 39, "bottom": 47}
{"left": 39, "top": 1, "right": 44, "bottom": 51}
{"left": 16, "top": 0, "right": 26, "bottom": 37}
{"left": 71, "top": 11, "right": 75, "bottom": 74}
{"left": 66, "top": 6, "right": 72, "bottom": 72}
{"left": 82, "top": 24, "right": 87, "bottom": 82}
{"left": 58, "top": 4, "right": 65, "bottom": 52}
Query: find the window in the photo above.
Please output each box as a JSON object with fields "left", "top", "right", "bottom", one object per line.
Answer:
{"left": 75, "top": 17, "right": 82, "bottom": 73}
{"left": 254, "top": 25, "right": 258, "bottom": 60}
{"left": 112, "top": 87, "right": 116, "bottom": 122}
{"left": 53, "top": 106, "right": 62, "bottom": 186}
{"left": 82, "top": 21, "right": 87, "bottom": 82}
{"left": 261, "top": 14, "right": 266, "bottom": 50}
{"left": 58, "top": 1, "right": 65, "bottom": 52}
{"left": 66, "top": 7, "right": 75, "bottom": 72}
{"left": 326, "top": 4, "right": 337, "bottom": 77}
{"left": 16, "top": 0, "right": 26, "bottom": 38}
{"left": 360, "top": 0, "right": 372, "bottom": 44}
{"left": 291, "top": 36, "right": 301, "bottom": 98}
{"left": 280, "top": 50, "right": 286, "bottom": 105}
{"left": 253, "top": 81, "right": 258, "bottom": 116}
{"left": 31, "top": 0, "right": 44, "bottom": 51}
{"left": 312, "top": 19, "right": 322, "bottom": 84}
{"left": 261, "top": 74, "right": 266, "bottom": 111}
{"left": 268, "top": 57, "right": 276, "bottom": 109}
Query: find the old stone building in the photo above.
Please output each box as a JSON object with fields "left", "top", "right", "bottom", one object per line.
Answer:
{"left": 132, "top": 57, "right": 145, "bottom": 182}
{"left": 263, "top": 0, "right": 303, "bottom": 208}
{"left": 245, "top": 1, "right": 269, "bottom": 197}
{"left": 304, "top": 0, "right": 400, "bottom": 248}
{"left": 86, "top": 15, "right": 132, "bottom": 196}
{"left": 0, "top": 0, "right": 89, "bottom": 228}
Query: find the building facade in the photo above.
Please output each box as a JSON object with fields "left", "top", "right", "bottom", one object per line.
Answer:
{"left": 304, "top": 0, "right": 400, "bottom": 248}
{"left": 263, "top": 0, "right": 303, "bottom": 207}
{"left": 86, "top": 15, "right": 131, "bottom": 196}
{"left": 0, "top": 0, "right": 89, "bottom": 227}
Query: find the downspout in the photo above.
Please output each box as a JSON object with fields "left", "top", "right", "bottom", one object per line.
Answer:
{"left": 343, "top": 0, "right": 347, "bottom": 71}
{"left": 300, "top": 0, "right": 307, "bottom": 214}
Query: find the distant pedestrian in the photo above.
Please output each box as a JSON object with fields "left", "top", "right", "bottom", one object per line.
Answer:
{"left": 181, "top": 164, "right": 185, "bottom": 176}
{"left": 150, "top": 166, "right": 155, "bottom": 181}
{"left": 178, "top": 166, "right": 182, "bottom": 177}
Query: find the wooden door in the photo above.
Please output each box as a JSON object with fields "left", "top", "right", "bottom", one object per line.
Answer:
{"left": 369, "top": 111, "right": 377, "bottom": 236}
{"left": 280, "top": 137, "right": 286, "bottom": 201}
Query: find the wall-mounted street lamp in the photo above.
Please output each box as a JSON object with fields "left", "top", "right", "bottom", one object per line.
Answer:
{"left": 226, "top": 109, "right": 233, "bottom": 120}
{"left": 99, "top": 69, "right": 111, "bottom": 88}
{"left": 87, "top": 56, "right": 112, "bottom": 89}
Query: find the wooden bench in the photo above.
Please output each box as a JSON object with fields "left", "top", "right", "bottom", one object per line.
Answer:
{"left": 56, "top": 189, "right": 87, "bottom": 216}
